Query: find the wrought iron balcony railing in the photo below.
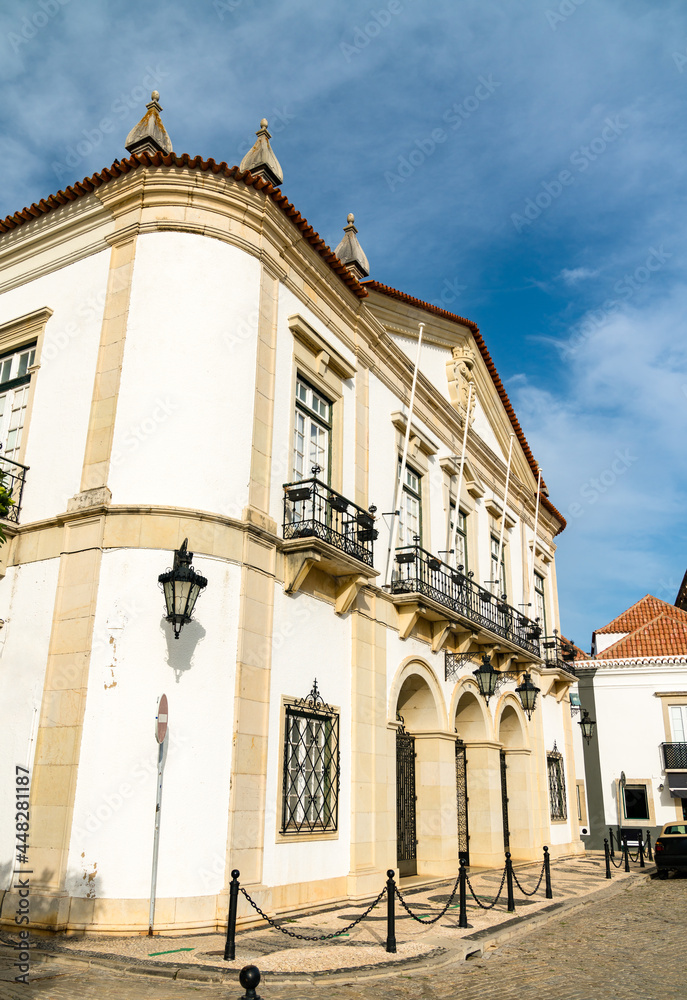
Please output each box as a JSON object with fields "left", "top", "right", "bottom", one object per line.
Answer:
{"left": 541, "top": 633, "right": 578, "bottom": 675}
{"left": 391, "top": 544, "right": 541, "bottom": 657}
{"left": 0, "top": 454, "right": 28, "bottom": 524}
{"left": 283, "top": 477, "right": 378, "bottom": 568}
{"left": 661, "top": 743, "right": 687, "bottom": 770}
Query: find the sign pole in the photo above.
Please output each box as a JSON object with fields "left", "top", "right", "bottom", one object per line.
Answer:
{"left": 148, "top": 694, "right": 168, "bottom": 937}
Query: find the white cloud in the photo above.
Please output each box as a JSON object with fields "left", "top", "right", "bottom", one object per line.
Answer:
{"left": 558, "top": 267, "right": 600, "bottom": 285}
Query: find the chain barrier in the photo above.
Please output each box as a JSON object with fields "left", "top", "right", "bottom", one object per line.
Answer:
{"left": 465, "top": 864, "right": 508, "bottom": 910}
{"left": 627, "top": 847, "right": 640, "bottom": 863}
{"left": 239, "top": 885, "right": 386, "bottom": 941}
{"left": 394, "top": 872, "right": 461, "bottom": 925}
{"left": 512, "top": 859, "right": 547, "bottom": 897}
{"left": 610, "top": 852, "right": 624, "bottom": 869}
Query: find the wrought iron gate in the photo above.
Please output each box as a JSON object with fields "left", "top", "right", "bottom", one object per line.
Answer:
{"left": 455, "top": 739, "right": 469, "bottom": 864}
{"left": 396, "top": 721, "right": 417, "bottom": 877}
{"left": 500, "top": 749, "right": 510, "bottom": 853}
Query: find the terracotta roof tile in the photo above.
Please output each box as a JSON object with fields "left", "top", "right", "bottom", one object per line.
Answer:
{"left": 596, "top": 610, "right": 687, "bottom": 659}
{"left": 362, "top": 280, "right": 566, "bottom": 535}
{"left": 595, "top": 594, "right": 686, "bottom": 634}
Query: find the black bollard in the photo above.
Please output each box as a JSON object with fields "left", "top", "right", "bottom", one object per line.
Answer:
{"left": 386, "top": 869, "right": 397, "bottom": 954}
{"left": 543, "top": 845, "right": 553, "bottom": 899}
{"left": 223, "top": 869, "right": 240, "bottom": 961}
{"left": 608, "top": 827, "right": 614, "bottom": 858}
{"left": 505, "top": 853, "right": 515, "bottom": 913}
{"left": 458, "top": 859, "right": 468, "bottom": 929}
{"left": 623, "top": 838, "right": 630, "bottom": 873}
{"left": 646, "top": 831, "right": 653, "bottom": 861}
{"left": 604, "top": 838, "right": 612, "bottom": 879}
{"left": 239, "top": 965, "right": 261, "bottom": 1000}
{"left": 639, "top": 838, "right": 645, "bottom": 868}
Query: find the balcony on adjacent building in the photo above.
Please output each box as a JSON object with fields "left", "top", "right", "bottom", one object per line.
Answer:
{"left": 282, "top": 477, "right": 379, "bottom": 610}
{"left": 541, "top": 633, "right": 578, "bottom": 676}
{"left": 0, "top": 455, "right": 28, "bottom": 524}
{"left": 390, "top": 543, "right": 541, "bottom": 657}
{"left": 661, "top": 743, "right": 687, "bottom": 770}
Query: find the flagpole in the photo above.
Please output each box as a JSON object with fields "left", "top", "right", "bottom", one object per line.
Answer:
{"left": 384, "top": 323, "right": 424, "bottom": 588}
{"left": 529, "top": 468, "right": 543, "bottom": 612}
{"left": 494, "top": 433, "right": 515, "bottom": 595}
{"left": 449, "top": 381, "right": 473, "bottom": 569}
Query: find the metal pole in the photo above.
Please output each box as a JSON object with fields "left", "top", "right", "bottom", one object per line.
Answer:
{"left": 148, "top": 739, "right": 165, "bottom": 936}
{"left": 449, "top": 381, "right": 473, "bottom": 569}
{"left": 646, "top": 831, "right": 653, "bottom": 861}
{"left": 384, "top": 324, "right": 424, "bottom": 588}
{"left": 528, "top": 469, "right": 542, "bottom": 605}
{"left": 505, "top": 853, "right": 515, "bottom": 913}
{"left": 623, "top": 838, "right": 630, "bottom": 872}
{"left": 639, "top": 838, "right": 645, "bottom": 868}
{"left": 385, "top": 869, "right": 397, "bottom": 954}
{"left": 494, "top": 433, "right": 514, "bottom": 594}
{"left": 458, "top": 859, "right": 468, "bottom": 928}
{"left": 604, "top": 838, "right": 612, "bottom": 879}
{"left": 223, "top": 870, "right": 240, "bottom": 961}
{"left": 608, "top": 826, "right": 614, "bottom": 857}
{"left": 543, "top": 846, "right": 552, "bottom": 899}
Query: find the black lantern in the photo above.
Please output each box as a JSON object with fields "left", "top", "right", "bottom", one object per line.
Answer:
{"left": 579, "top": 709, "right": 596, "bottom": 745}
{"left": 473, "top": 654, "right": 500, "bottom": 704}
{"left": 158, "top": 539, "right": 208, "bottom": 639}
{"left": 515, "top": 671, "right": 540, "bottom": 720}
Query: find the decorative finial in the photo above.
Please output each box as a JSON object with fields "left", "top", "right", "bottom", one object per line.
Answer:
{"left": 334, "top": 213, "right": 369, "bottom": 280}
{"left": 239, "top": 118, "right": 283, "bottom": 187}
{"left": 125, "top": 91, "right": 172, "bottom": 156}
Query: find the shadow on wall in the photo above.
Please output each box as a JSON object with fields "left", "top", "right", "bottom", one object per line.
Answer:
{"left": 160, "top": 618, "right": 207, "bottom": 682}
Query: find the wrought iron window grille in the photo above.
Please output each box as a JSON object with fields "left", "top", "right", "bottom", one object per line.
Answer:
{"left": 283, "top": 474, "right": 378, "bottom": 567}
{"left": 541, "top": 630, "right": 577, "bottom": 675}
{"left": 0, "top": 450, "right": 28, "bottom": 523}
{"left": 281, "top": 679, "right": 340, "bottom": 835}
{"left": 661, "top": 742, "right": 687, "bottom": 770}
{"left": 547, "top": 742, "right": 567, "bottom": 821}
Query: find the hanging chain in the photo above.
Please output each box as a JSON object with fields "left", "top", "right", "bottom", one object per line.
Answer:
{"left": 239, "top": 885, "right": 386, "bottom": 941}
{"left": 394, "top": 872, "right": 461, "bottom": 925}
{"left": 465, "top": 865, "right": 507, "bottom": 910}
{"left": 511, "top": 860, "right": 546, "bottom": 897}
{"left": 610, "top": 852, "right": 624, "bottom": 869}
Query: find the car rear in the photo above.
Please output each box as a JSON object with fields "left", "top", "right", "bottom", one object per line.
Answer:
{"left": 654, "top": 822, "right": 687, "bottom": 876}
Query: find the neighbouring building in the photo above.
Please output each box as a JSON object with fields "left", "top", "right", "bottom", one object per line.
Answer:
{"left": 576, "top": 594, "right": 687, "bottom": 850}
{"left": 0, "top": 94, "right": 582, "bottom": 935}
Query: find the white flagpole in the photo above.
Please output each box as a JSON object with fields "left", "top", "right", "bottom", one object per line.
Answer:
{"left": 384, "top": 323, "right": 424, "bottom": 588}
{"left": 494, "top": 433, "right": 515, "bottom": 595}
{"left": 449, "top": 380, "right": 473, "bottom": 570}
{"left": 529, "top": 468, "right": 543, "bottom": 613}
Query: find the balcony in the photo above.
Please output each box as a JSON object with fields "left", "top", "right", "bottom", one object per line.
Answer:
{"left": 390, "top": 543, "right": 541, "bottom": 657}
{"left": 541, "top": 633, "right": 577, "bottom": 676}
{"left": 282, "top": 477, "right": 379, "bottom": 610}
{"left": 0, "top": 454, "right": 28, "bottom": 524}
{"left": 661, "top": 743, "right": 687, "bottom": 770}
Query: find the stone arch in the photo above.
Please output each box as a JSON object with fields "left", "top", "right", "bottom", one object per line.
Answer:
{"left": 495, "top": 693, "right": 534, "bottom": 861}
{"left": 388, "top": 657, "right": 446, "bottom": 731}
{"left": 495, "top": 694, "right": 530, "bottom": 750}
{"left": 451, "top": 680, "right": 492, "bottom": 742}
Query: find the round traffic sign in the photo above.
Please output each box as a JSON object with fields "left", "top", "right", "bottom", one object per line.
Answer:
{"left": 156, "top": 694, "right": 168, "bottom": 743}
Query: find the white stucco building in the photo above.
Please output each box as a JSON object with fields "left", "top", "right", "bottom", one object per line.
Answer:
{"left": 0, "top": 96, "right": 582, "bottom": 935}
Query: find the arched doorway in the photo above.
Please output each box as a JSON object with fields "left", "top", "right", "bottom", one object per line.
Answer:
{"left": 453, "top": 686, "right": 491, "bottom": 866}
{"left": 496, "top": 699, "right": 533, "bottom": 859}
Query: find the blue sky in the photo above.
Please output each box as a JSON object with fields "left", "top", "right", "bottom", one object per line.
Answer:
{"left": 1, "top": 0, "right": 686, "bottom": 649}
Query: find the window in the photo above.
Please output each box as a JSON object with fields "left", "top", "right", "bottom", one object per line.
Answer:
{"left": 281, "top": 681, "right": 340, "bottom": 834}
{"left": 534, "top": 573, "right": 547, "bottom": 635}
{"left": 398, "top": 464, "right": 422, "bottom": 547}
{"left": 490, "top": 536, "right": 506, "bottom": 596}
{"left": 670, "top": 705, "right": 687, "bottom": 743}
{"left": 449, "top": 504, "right": 469, "bottom": 572}
{"left": 547, "top": 747, "right": 567, "bottom": 821}
{"left": 293, "top": 376, "right": 332, "bottom": 483}
{"left": 623, "top": 785, "right": 649, "bottom": 821}
{"left": 0, "top": 343, "right": 36, "bottom": 461}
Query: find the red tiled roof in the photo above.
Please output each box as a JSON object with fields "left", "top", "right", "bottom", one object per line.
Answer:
{"left": 363, "top": 280, "right": 566, "bottom": 535}
{"left": 0, "top": 151, "right": 368, "bottom": 300}
{"left": 559, "top": 634, "right": 589, "bottom": 659}
{"left": 596, "top": 610, "right": 687, "bottom": 659}
{"left": 595, "top": 594, "right": 685, "bottom": 634}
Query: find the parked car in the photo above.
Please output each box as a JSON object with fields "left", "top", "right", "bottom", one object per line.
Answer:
{"left": 654, "top": 822, "right": 687, "bottom": 877}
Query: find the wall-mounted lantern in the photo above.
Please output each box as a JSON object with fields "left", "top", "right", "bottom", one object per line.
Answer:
{"left": 158, "top": 539, "right": 207, "bottom": 639}
{"left": 579, "top": 709, "right": 596, "bottom": 745}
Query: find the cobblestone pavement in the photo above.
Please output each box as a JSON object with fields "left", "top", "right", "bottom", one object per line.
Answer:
{"left": 1, "top": 874, "right": 684, "bottom": 1000}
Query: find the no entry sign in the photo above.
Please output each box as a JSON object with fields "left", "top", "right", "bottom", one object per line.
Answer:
{"left": 156, "top": 694, "right": 168, "bottom": 744}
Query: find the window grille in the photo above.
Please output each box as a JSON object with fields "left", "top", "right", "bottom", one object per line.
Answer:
{"left": 281, "top": 680, "right": 340, "bottom": 834}
{"left": 547, "top": 743, "right": 567, "bottom": 821}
